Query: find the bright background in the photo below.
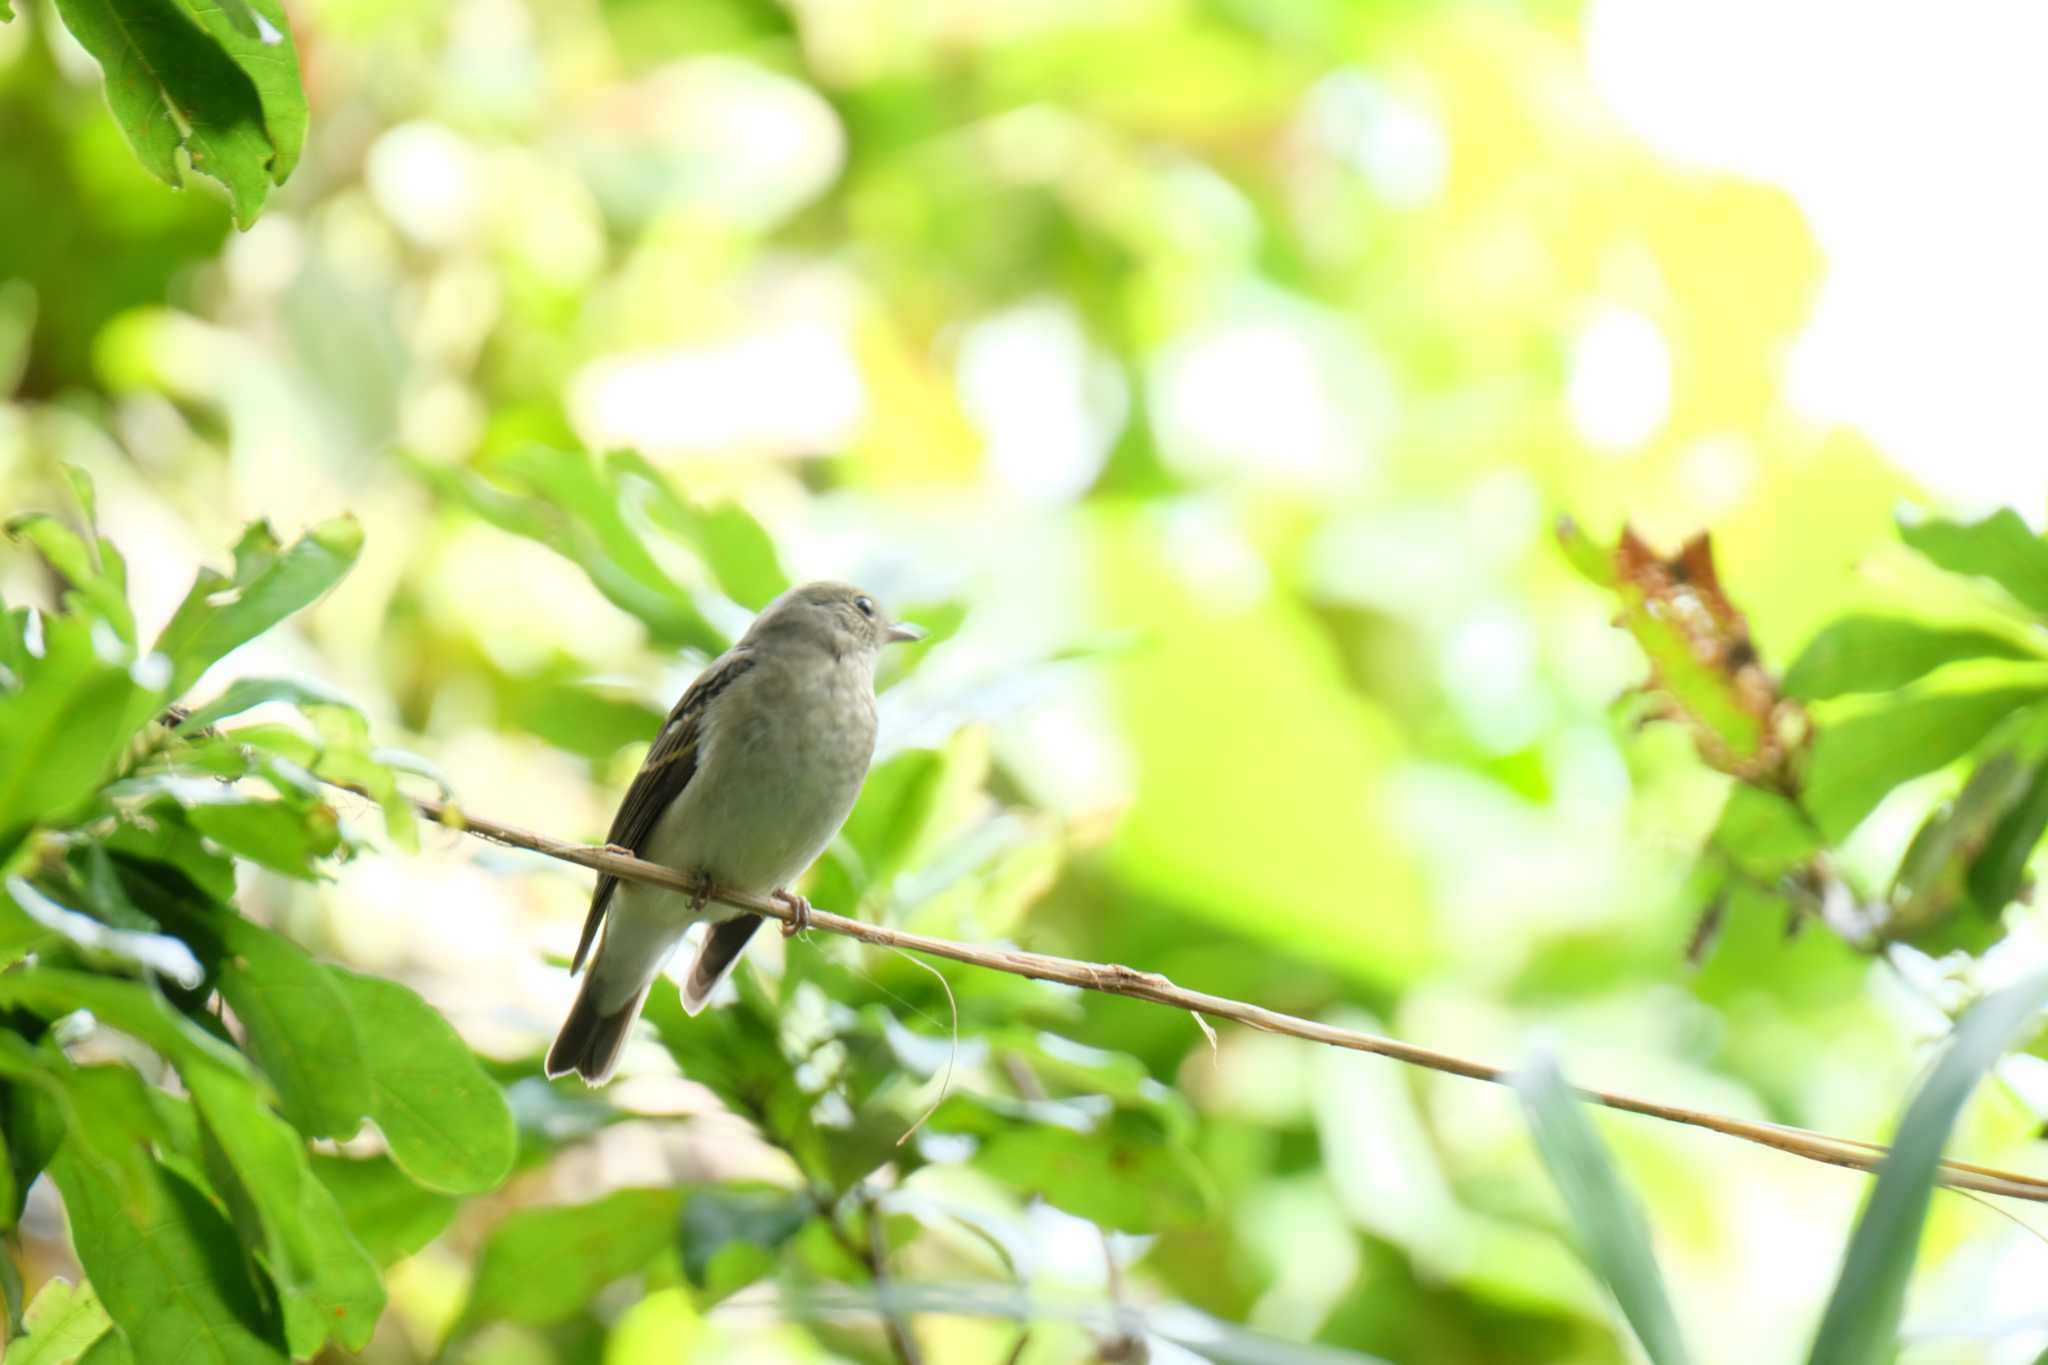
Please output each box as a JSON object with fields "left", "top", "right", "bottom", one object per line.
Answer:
{"left": 5, "top": 0, "right": 2048, "bottom": 1360}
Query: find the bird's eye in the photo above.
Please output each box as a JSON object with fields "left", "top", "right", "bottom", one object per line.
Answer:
{"left": 854, "top": 596, "right": 876, "bottom": 618}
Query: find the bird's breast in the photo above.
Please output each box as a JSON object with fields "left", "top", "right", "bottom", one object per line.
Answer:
{"left": 640, "top": 656, "right": 876, "bottom": 895}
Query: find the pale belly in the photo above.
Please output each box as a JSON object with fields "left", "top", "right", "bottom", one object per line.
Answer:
{"left": 633, "top": 659, "right": 875, "bottom": 910}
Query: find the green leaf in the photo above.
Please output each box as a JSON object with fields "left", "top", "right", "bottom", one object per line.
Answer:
{"left": 608, "top": 451, "right": 789, "bottom": 608}
{"left": 424, "top": 449, "right": 726, "bottom": 653}
{"left": 1901, "top": 508, "right": 2048, "bottom": 618}
{"left": 1707, "top": 784, "right": 1820, "bottom": 879}
{"left": 168, "top": 0, "right": 305, "bottom": 183}
{"left": 5, "top": 514, "right": 134, "bottom": 643}
{"left": 181, "top": 1064, "right": 385, "bottom": 1355}
{"left": 213, "top": 919, "right": 371, "bottom": 1139}
{"left": 328, "top": 967, "right": 515, "bottom": 1194}
{"left": 8, "top": 1278, "right": 112, "bottom": 1365}
{"left": 1807, "top": 971, "right": 2048, "bottom": 1365}
{"left": 154, "top": 518, "right": 362, "bottom": 696}
{"left": 50, "top": 1068, "right": 288, "bottom": 1365}
{"left": 1802, "top": 687, "right": 2048, "bottom": 841}
{"left": 679, "top": 1185, "right": 810, "bottom": 1304}
{"left": 1783, "top": 617, "right": 2038, "bottom": 700}
{"left": 464, "top": 1188, "right": 683, "bottom": 1328}
{"left": 309, "top": 1155, "right": 458, "bottom": 1267}
{"left": 187, "top": 795, "right": 340, "bottom": 879}
{"left": 1966, "top": 760, "right": 2048, "bottom": 914}
{"left": 965, "top": 1105, "right": 1210, "bottom": 1234}
{"left": 0, "top": 615, "right": 152, "bottom": 849}
{"left": 175, "top": 676, "right": 355, "bottom": 733}
{"left": 1513, "top": 1053, "right": 1695, "bottom": 1365}
{"left": 49, "top": 0, "right": 280, "bottom": 227}
{"left": 3, "top": 878, "right": 205, "bottom": 986}
{"left": 1887, "top": 746, "right": 2041, "bottom": 945}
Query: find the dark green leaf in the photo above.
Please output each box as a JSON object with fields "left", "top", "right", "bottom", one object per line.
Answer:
{"left": 1803, "top": 688, "right": 2048, "bottom": 841}
{"left": 1967, "top": 761, "right": 2048, "bottom": 914}
{"left": 3, "top": 878, "right": 204, "bottom": 986}
{"left": 1784, "top": 617, "right": 2038, "bottom": 700}
{"left": 180, "top": 1063, "right": 384, "bottom": 1354}
{"left": 155, "top": 518, "right": 363, "bottom": 696}
{"left": 679, "top": 1185, "right": 810, "bottom": 1303}
{"left": 49, "top": 0, "right": 280, "bottom": 227}
{"left": 309, "top": 1155, "right": 458, "bottom": 1267}
{"left": 1807, "top": 972, "right": 2048, "bottom": 1365}
{"left": 169, "top": 0, "right": 305, "bottom": 183}
{"left": 8, "top": 1277, "right": 112, "bottom": 1365}
{"left": 50, "top": 1067, "right": 288, "bottom": 1365}
{"left": 1887, "top": 750, "right": 2038, "bottom": 945}
{"left": 214, "top": 919, "right": 371, "bottom": 1139}
{"left": 1901, "top": 508, "right": 2048, "bottom": 618}
{"left": 328, "top": 967, "right": 516, "bottom": 1194}
{"left": 1513, "top": 1053, "right": 1694, "bottom": 1365}
{"left": 464, "top": 1188, "right": 683, "bottom": 1327}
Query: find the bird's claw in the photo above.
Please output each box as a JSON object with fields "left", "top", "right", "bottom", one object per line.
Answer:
{"left": 773, "top": 889, "right": 813, "bottom": 938}
{"left": 687, "top": 873, "right": 713, "bottom": 915}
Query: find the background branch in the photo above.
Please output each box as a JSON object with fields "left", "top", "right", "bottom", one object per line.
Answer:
{"left": 391, "top": 787, "right": 2048, "bottom": 1205}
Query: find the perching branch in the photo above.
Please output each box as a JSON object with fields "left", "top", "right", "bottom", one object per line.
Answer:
{"left": 390, "top": 788, "right": 2048, "bottom": 1205}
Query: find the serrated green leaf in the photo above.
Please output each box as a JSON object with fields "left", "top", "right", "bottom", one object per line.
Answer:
{"left": 154, "top": 518, "right": 362, "bottom": 696}
{"left": 8, "top": 1278, "right": 111, "bottom": 1365}
{"left": 1901, "top": 508, "right": 2048, "bottom": 618}
{"left": 50, "top": 0, "right": 279, "bottom": 227}
{"left": 1513, "top": 1053, "right": 1695, "bottom": 1365}
{"left": 1808, "top": 971, "right": 2048, "bottom": 1365}
{"left": 5, "top": 515, "right": 133, "bottom": 643}
{"left": 309, "top": 1155, "right": 458, "bottom": 1267}
{"left": 214, "top": 919, "right": 371, "bottom": 1139}
{"left": 1803, "top": 687, "right": 2048, "bottom": 841}
{"left": 1784, "top": 617, "right": 2038, "bottom": 700}
{"left": 463, "top": 1188, "right": 683, "bottom": 1328}
{"left": 0, "top": 615, "right": 152, "bottom": 850}
{"left": 328, "top": 967, "right": 515, "bottom": 1194}
{"left": 187, "top": 794, "right": 340, "bottom": 878}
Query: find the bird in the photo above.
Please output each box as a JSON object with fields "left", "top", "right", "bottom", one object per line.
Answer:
{"left": 545, "top": 580, "right": 924, "bottom": 1084}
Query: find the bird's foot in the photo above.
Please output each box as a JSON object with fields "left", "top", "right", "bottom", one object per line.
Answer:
{"left": 601, "top": 842, "right": 636, "bottom": 860}
{"left": 773, "top": 888, "right": 813, "bottom": 938}
{"left": 687, "top": 873, "right": 714, "bottom": 915}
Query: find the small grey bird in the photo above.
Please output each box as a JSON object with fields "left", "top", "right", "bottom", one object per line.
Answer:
{"left": 546, "top": 581, "right": 923, "bottom": 1084}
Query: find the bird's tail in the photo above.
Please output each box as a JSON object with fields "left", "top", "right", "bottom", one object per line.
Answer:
{"left": 545, "top": 967, "right": 651, "bottom": 1085}
{"left": 546, "top": 911, "right": 686, "bottom": 1084}
{"left": 682, "top": 916, "right": 762, "bottom": 1015}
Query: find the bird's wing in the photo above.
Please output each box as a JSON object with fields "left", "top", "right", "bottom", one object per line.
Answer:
{"left": 571, "top": 648, "right": 756, "bottom": 973}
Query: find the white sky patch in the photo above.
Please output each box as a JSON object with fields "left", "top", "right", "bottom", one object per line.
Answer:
{"left": 1584, "top": 0, "right": 2048, "bottom": 514}
{"left": 957, "top": 299, "right": 1126, "bottom": 504}
{"left": 1566, "top": 305, "right": 1670, "bottom": 454}
{"left": 1150, "top": 301, "right": 1391, "bottom": 486}
{"left": 1305, "top": 70, "right": 1449, "bottom": 209}
{"left": 569, "top": 317, "right": 865, "bottom": 458}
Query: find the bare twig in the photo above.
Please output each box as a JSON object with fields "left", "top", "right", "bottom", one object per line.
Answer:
{"left": 387, "top": 788, "right": 2048, "bottom": 1204}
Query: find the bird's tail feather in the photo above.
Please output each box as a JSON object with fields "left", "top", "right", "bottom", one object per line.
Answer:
{"left": 545, "top": 968, "right": 651, "bottom": 1084}
{"left": 682, "top": 917, "right": 763, "bottom": 1016}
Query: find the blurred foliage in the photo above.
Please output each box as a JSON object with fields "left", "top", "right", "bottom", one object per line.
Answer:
{"left": 4, "top": 0, "right": 2048, "bottom": 1361}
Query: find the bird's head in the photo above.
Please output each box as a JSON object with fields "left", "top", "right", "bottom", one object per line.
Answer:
{"left": 743, "top": 580, "right": 924, "bottom": 663}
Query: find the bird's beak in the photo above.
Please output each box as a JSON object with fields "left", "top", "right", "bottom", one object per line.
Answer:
{"left": 886, "top": 621, "right": 926, "bottom": 645}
